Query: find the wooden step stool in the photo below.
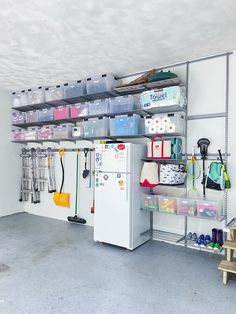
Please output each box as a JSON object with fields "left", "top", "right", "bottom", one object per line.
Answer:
{"left": 218, "top": 226, "right": 236, "bottom": 284}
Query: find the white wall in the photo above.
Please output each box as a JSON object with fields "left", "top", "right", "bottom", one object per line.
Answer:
{"left": 0, "top": 90, "right": 24, "bottom": 217}
{"left": 23, "top": 52, "right": 236, "bottom": 236}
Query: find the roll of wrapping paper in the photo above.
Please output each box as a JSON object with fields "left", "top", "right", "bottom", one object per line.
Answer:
{"left": 145, "top": 118, "right": 153, "bottom": 127}
{"left": 162, "top": 116, "right": 171, "bottom": 125}
{"left": 153, "top": 117, "right": 162, "bottom": 126}
{"left": 166, "top": 123, "right": 176, "bottom": 133}
{"left": 157, "top": 125, "right": 165, "bottom": 133}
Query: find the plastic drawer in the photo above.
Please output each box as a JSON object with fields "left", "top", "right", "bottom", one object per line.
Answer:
{"left": 159, "top": 196, "right": 177, "bottom": 214}
{"left": 45, "top": 85, "right": 64, "bottom": 102}
{"left": 26, "top": 111, "right": 39, "bottom": 123}
{"left": 54, "top": 106, "right": 70, "bottom": 120}
{"left": 24, "top": 127, "right": 39, "bottom": 141}
{"left": 88, "top": 99, "right": 109, "bottom": 115}
{"left": 145, "top": 113, "right": 185, "bottom": 135}
{"left": 196, "top": 200, "right": 221, "bottom": 219}
{"left": 83, "top": 118, "right": 109, "bottom": 137}
{"left": 52, "top": 124, "right": 73, "bottom": 139}
{"left": 70, "top": 102, "right": 89, "bottom": 118}
{"left": 109, "top": 95, "right": 136, "bottom": 114}
{"left": 109, "top": 114, "right": 143, "bottom": 136}
{"left": 64, "top": 80, "right": 86, "bottom": 99}
{"left": 177, "top": 198, "right": 196, "bottom": 216}
{"left": 28, "top": 87, "right": 45, "bottom": 105}
{"left": 12, "top": 90, "right": 28, "bottom": 108}
{"left": 38, "top": 108, "right": 54, "bottom": 122}
{"left": 142, "top": 194, "right": 159, "bottom": 211}
{"left": 86, "top": 74, "right": 116, "bottom": 94}
{"left": 140, "top": 86, "right": 186, "bottom": 109}
{"left": 38, "top": 126, "right": 54, "bottom": 140}
{"left": 12, "top": 129, "right": 25, "bottom": 141}
{"left": 12, "top": 112, "right": 26, "bottom": 125}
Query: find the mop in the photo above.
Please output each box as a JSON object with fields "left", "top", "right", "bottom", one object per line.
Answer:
{"left": 67, "top": 150, "right": 86, "bottom": 224}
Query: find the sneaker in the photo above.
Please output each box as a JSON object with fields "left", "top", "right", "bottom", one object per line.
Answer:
{"left": 205, "top": 234, "right": 211, "bottom": 244}
{"left": 214, "top": 243, "right": 221, "bottom": 251}
{"left": 207, "top": 242, "right": 215, "bottom": 249}
{"left": 199, "top": 234, "right": 205, "bottom": 240}
{"left": 194, "top": 238, "right": 202, "bottom": 246}
{"left": 192, "top": 233, "right": 197, "bottom": 242}
{"left": 187, "top": 232, "right": 192, "bottom": 240}
{"left": 200, "top": 240, "right": 208, "bottom": 247}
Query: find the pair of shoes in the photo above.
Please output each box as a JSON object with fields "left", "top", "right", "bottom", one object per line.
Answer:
{"left": 187, "top": 232, "right": 197, "bottom": 241}
{"left": 194, "top": 234, "right": 211, "bottom": 247}
{"left": 207, "top": 242, "right": 222, "bottom": 250}
{"left": 207, "top": 229, "right": 223, "bottom": 250}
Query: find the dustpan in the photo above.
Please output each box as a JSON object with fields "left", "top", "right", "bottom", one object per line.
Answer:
{"left": 53, "top": 148, "right": 70, "bottom": 208}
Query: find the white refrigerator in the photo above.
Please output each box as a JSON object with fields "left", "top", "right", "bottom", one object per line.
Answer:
{"left": 94, "top": 143, "right": 151, "bottom": 250}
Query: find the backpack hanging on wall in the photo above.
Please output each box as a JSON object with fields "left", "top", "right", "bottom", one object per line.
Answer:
{"left": 206, "top": 162, "right": 225, "bottom": 191}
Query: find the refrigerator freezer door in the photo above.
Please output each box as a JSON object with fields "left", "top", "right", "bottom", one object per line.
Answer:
{"left": 95, "top": 143, "right": 131, "bottom": 173}
{"left": 94, "top": 172, "right": 131, "bottom": 248}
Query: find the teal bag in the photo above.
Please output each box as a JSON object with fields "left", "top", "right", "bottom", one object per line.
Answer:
{"left": 206, "top": 162, "right": 225, "bottom": 191}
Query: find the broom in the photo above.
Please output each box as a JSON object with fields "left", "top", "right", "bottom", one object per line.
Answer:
{"left": 67, "top": 150, "right": 86, "bottom": 224}
{"left": 218, "top": 150, "right": 231, "bottom": 189}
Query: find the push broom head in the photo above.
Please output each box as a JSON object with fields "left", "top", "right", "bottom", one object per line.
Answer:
{"left": 67, "top": 215, "right": 86, "bottom": 224}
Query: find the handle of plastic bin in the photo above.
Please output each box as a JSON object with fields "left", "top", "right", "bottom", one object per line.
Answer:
{"left": 151, "top": 135, "right": 164, "bottom": 159}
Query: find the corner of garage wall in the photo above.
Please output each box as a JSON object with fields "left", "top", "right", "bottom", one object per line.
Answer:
{"left": 0, "top": 89, "right": 24, "bottom": 217}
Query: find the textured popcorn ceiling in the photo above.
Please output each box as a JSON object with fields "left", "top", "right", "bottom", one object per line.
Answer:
{"left": 0, "top": 0, "right": 236, "bottom": 90}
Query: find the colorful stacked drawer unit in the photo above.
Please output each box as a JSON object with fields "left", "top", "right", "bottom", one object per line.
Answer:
{"left": 38, "top": 108, "right": 54, "bottom": 122}
{"left": 53, "top": 106, "right": 70, "bottom": 120}
{"left": 88, "top": 99, "right": 109, "bottom": 115}
{"left": 64, "top": 80, "right": 86, "bottom": 99}
{"left": 196, "top": 200, "right": 221, "bottom": 219}
{"left": 45, "top": 85, "right": 64, "bottom": 102}
{"left": 83, "top": 118, "right": 109, "bottom": 137}
{"left": 12, "top": 90, "right": 28, "bottom": 108}
{"left": 109, "top": 114, "right": 143, "bottom": 136}
{"left": 144, "top": 113, "right": 185, "bottom": 135}
{"left": 52, "top": 124, "right": 73, "bottom": 139}
{"left": 70, "top": 103, "right": 89, "bottom": 118}
{"left": 28, "top": 87, "right": 45, "bottom": 105}
{"left": 86, "top": 74, "right": 116, "bottom": 94}
{"left": 12, "top": 112, "right": 26, "bottom": 125}
{"left": 109, "top": 95, "right": 137, "bottom": 114}
{"left": 140, "top": 86, "right": 186, "bottom": 110}
{"left": 159, "top": 196, "right": 177, "bottom": 214}
{"left": 177, "top": 198, "right": 196, "bottom": 216}
{"left": 142, "top": 194, "right": 159, "bottom": 211}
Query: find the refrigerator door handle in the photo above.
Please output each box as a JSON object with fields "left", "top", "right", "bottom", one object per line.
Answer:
{"left": 125, "top": 173, "right": 129, "bottom": 202}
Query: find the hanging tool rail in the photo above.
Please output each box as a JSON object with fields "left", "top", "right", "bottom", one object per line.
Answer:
{"left": 20, "top": 148, "right": 94, "bottom": 155}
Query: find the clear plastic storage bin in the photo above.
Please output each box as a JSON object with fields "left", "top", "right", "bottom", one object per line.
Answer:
{"left": 142, "top": 194, "right": 159, "bottom": 211}
{"left": 109, "top": 95, "right": 136, "bottom": 114}
{"left": 24, "top": 127, "right": 39, "bottom": 141}
{"left": 196, "top": 200, "right": 221, "bottom": 219}
{"left": 45, "top": 85, "right": 64, "bottom": 102}
{"left": 12, "top": 129, "right": 25, "bottom": 141}
{"left": 38, "top": 108, "right": 54, "bottom": 122}
{"left": 86, "top": 74, "right": 116, "bottom": 94}
{"left": 28, "top": 87, "right": 45, "bottom": 105}
{"left": 12, "top": 90, "right": 28, "bottom": 108}
{"left": 12, "top": 112, "right": 26, "bottom": 125}
{"left": 88, "top": 99, "right": 109, "bottom": 115}
{"left": 159, "top": 196, "right": 177, "bottom": 214}
{"left": 53, "top": 106, "right": 70, "bottom": 120}
{"left": 144, "top": 113, "right": 185, "bottom": 135}
{"left": 83, "top": 118, "right": 109, "bottom": 137}
{"left": 38, "top": 126, "right": 54, "bottom": 140}
{"left": 70, "top": 102, "right": 89, "bottom": 118}
{"left": 26, "top": 111, "right": 39, "bottom": 123}
{"left": 53, "top": 124, "right": 73, "bottom": 139}
{"left": 64, "top": 80, "right": 86, "bottom": 99}
{"left": 140, "top": 86, "right": 186, "bottom": 110}
{"left": 177, "top": 198, "right": 196, "bottom": 216}
{"left": 109, "top": 114, "right": 143, "bottom": 136}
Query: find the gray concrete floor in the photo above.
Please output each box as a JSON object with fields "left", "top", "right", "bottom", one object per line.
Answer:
{"left": 0, "top": 213, "right": 236, "bottom": 314}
